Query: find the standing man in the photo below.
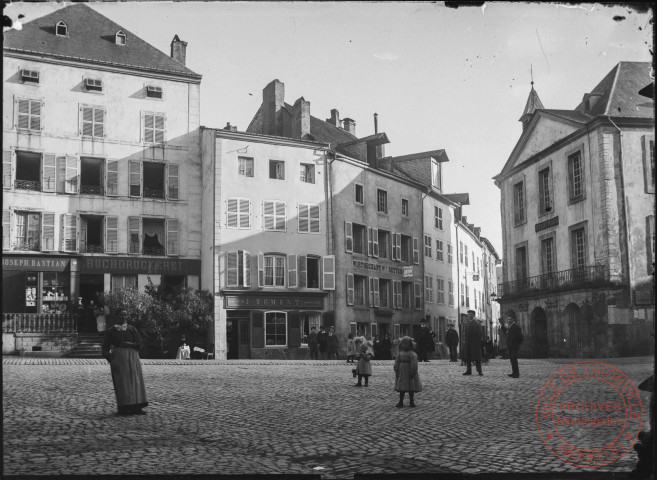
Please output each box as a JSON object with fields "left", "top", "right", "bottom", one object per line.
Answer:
{"left": 506, "top": 312, "right": 523, "bottom": 378}
{"left": 498, "top": 317, "right": 508, "bottom": 359}
{"left": 416, "top": 320, "right": 434, "bottom": 362}
{"left": 326, "top": 326, "right": 339, "bottom": 360}
{"left": 316, "top": 325, "right": 328, "bottom": 360}
{"left": 307, "top": 326, "right": 319, "bottom": 360}
{"left": 463, "top": 310, "right": 483, "bottom": 376}
{"left": 445, "top": 321, "right": 459, "bottom": 362}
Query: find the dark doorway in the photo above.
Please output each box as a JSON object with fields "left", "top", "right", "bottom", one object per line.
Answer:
{"left": 79, "top": 274, "right": 104, "bottom": 307}
{"left": 531, "top": 308, "right": 549, "bottom": 358}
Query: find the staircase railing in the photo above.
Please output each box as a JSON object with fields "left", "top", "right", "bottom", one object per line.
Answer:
{"left": 2, "top": 313, "right": 78, "bottom": 333}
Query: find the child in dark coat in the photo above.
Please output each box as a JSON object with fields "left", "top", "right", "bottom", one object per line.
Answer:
{"left": 354, "top": 344, "right": 373, "bottom": 387}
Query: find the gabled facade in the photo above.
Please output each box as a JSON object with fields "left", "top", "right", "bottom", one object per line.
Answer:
{"left": 2, "top": 4, "right": 203, "bottom": 346}
{"left": 494, "top": 61, "right": 654, "bottom": 358}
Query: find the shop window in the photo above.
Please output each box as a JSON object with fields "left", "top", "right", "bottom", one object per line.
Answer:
{"left": 79, "top": 214, "right": 104, "bottom": 253}
{"left": 162, "top": 275, "right": 186, "bottom": 296}
{"left": 265, "top": 311, "right": 287, "bottom": 346}
{"left": 111, "top": 275, "right": 137, "bottom": 290}
{"left": 80, "top": 157, "right": 104, "bottom": 195}
{"left": 14, "top": 151, "right": 41, "bottom": 191}
{"left": 300, "top": 313, "right": 321, "bottom": 345}
{"left": 41, "top": 272, "right": 70, "bottom": 314}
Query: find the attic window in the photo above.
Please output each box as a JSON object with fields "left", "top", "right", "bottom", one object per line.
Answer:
{"left": 115, "top": 30, "right": 127, "bottom": 46}
{"left": 85, "top": 78, "right": 103, "bottom": 92}
{"left": 56, "top": 21, "right": 67, "bottom": 37}
{"left": 21, "top": 69, "right": 40, "bottom": 84}
{"left": 146, "top": 85, "right": 163, "bottom": 99}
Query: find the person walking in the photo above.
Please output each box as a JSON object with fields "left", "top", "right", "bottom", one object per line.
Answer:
{"left": 373, "top": 335, "right": 382, "bottom": 359}
{"left": 394, "top": 336, "right": 423, "bottom": 407}
{"left": 326, "top": 326, "right": 339, "bottom": 360}
{"left": 354, "top": 344, "right": 372, "bottom": 387}
{"left": 463, "top": 310, "right": 483, "bottom": 376}
{"left": 363, "top": 333, "right": 375, "bottom": 357}
{"left": 498, "top": 317, "right": 509, "bottom": 359}
{"left": 380, "top": 333, "right": 392, "bottom": 360}
{"left": 416, "top": 319, "right": 434, "bottom": 362}
{"left": 101, "top": 307, "right": 148, "bottom": 416}
{"left": 445, "top": 321, "right": 459, "bottom": 362}
{"left": 307, "top": 326, "right": 319, "bottom": 360}
{"left": 391, "top": 333, "right": 401, "bottom": 360}
{"left": 346, "top": 332, "right": 357, "bottom": 364}
{"left": 506, "top": 312, "right": 524, "bottom": 378}
{"left": 316, "top": 326, "right": 328, "bottom": 360}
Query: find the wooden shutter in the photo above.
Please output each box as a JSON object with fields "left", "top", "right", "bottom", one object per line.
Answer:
{"left": 155, "top": 114, "right": 165, "bottom": 143}
{"left": 94, "top": 108, "right": 105, "bottom": 137}
{"left": 288, "top": 311, "right": 301, "bottom": 347}
{"left": 413, "top": 237, "right": 420, "bottom": 264}
{"left": 79, "top": 216, "right": 87, "bottom": 253}
{"left": 239, "top": 199, "right": 250, "bottom": 229}
{"left": 143, "top": 112, "right": 153, "bottom": 143}
{"left": 65, "top": 155, "right": 78, "bottom": 193}
{"left": 257, "top": 252, "right": 264, "bottom": 287}
{"left": 41, "top": 154, "right": 56, "bottom": 192}
{"left": 56, "top": 156, "right": 66, "bottom": 193}
{"left": 275, "top": 201, "right": 286, "bottom": 230}
{"left": 3, "top": 150, "right": 13, "bottom": 190}
{"left": 346, "top": 273, "right": 355, "bottom": 306}
{"left": 17, "top": 99, "right": 30, "bottom": 129}
{"left": 309, "top": 204, "right": 319, "bottom": 233}
{"left": 243, "top": 251, "right": 251, "bottom": 287}
{"left": 81, "top": 106, "right": 93, "bottom": 136}
{"left": 392, "top": 281, "right": 398, "bottom": 309}
{"left": 367, "top": 227, "right": 373, "bottom": 256}
{"left": 345, "top": 221, "right": 353, "bottom": 253}
{"left": 167, "top": 218, "right": 179, "bottom": 256}
{"left": 395, "top": 233, "right": 401, "bottom": 261}
{"left": 40, "top": 212, "right": 55, "bottom": 251}
{"left": 227, "top": 198, "right": 238, "bottom": 228}
{"left": 263, "top": 201, "right": 274, "bottom": 230}
{"left": 2, "top": 210, "right": 10, "bottom": 250}
{"left": 373, "top": 278, "right": 380, "bottom": 307}
{"left": 287, "top": 254, "right": 298, "bottom": 287}
{"left": 414, "top": 283, "right": 422, "bottom": 310}
{"left": 369, "top": 277, "right": 374, "bottom": 307}
{"left": 105, "top": 216, "right": 118, "bottom": 253}
{"left": 372, "top": 228, "right": 379, "bottom": 258}
{"left": 128, "top": 216, "right": 141, "bottom": 254}
{"left": 298, "top": 204, "right": 308, "bottom": 232}
{"left": 297, "top": 255, "right": 307, "bottom": 288}
{"left": 322, "top": 256, "right": 335, "bottom": 290}
{"left": 61, "top": 214, "right": 77, "bottom": 252}
{"left": 391, "top": 231, "right": 397, "bottom": 260}
{"left": 395, "top": 281, "right": 402, "bottom": 309}
{"left": 106, "top": 160, "right": 118, "bottom": 196}
{"left": 167, "top": 164, "right": 179, "bottom": 200}
{"left": 129, "top": 161, "right": 141, "bottom": 197}
{"left": 226, "top": 251, "right": 239, "bottom": 287}
{"left": 252, "top": 311, "right": 265, "bottom": 348}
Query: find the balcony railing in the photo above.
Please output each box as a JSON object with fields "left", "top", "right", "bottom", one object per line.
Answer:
{"left": 80, "top": 243, "right": 104, "bottom": 253}
{"left": 498, "top": 265, "right": 607, "bottom": 299}
{"left": 143, "top": 187, "right": 165, "bottom": 199}
{"left": 14, "top": 239, "right": 40, "bottom": 251}
{"left": 15, "top": 179, "right": 40, "bottom": 191}
{"left": 143, "top": 246, "right": 165, "bottom": 256}
{"left": 2, "top": 313, "right": 77, "bottom": 333}
{"left": 80, "top": 184, "right": 104, "bottom": 195}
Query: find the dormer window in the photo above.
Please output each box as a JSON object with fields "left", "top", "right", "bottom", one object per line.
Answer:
{"left": 146, "top": 85, "right": 163, "bottom": 99}
{"left": 85, "top": 78, "right": 103, "bottom": 93}
{"left": 115, "top": 30, "right": 127, "bottom": 46}
{"left": 21, "top": 69, "right": 40, "bottom": 84}
{"left": 56, "top": 21, "right": 68, "bottom": 37}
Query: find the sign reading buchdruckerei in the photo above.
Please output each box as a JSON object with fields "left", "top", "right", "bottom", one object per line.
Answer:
{"left": 78, "top": 256, "right": 201, "bottom": 275}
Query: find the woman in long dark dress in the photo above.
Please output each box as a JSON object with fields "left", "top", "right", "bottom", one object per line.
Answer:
{"left": 102, "top": 308, "right": 148, "bottom": 415}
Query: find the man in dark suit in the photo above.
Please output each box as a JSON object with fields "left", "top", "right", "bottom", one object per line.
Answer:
{"left": 445, "top": 321, "right": 459, "bottom": 362}
{"left": 506, "top": 312, "right": 523, "bottom": 378}
{"left": 463, "top": 310, "right": 483, "bottom": 376}
{"left": 316, "top": 325, "right": 328, "bottom": 360}
{"left": 416, "top": 320, "right": 434, "bottom": 362}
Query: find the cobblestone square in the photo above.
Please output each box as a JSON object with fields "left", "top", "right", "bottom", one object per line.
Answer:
{"left": 2, "top": 356, "right": 653, "bottom": 478}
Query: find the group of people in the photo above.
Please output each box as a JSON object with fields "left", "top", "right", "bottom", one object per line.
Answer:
{"left": 306, "top": 325, "right": 340, "bottom": 360}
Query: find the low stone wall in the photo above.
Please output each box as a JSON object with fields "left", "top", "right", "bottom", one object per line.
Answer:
{"left": 2, "top": 333, "right": 15, "bottom": 355}
{"left": 13, "top": 333, "right": 77, "bottom": 357}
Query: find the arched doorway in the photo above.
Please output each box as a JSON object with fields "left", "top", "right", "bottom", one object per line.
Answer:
{"left": 530, "top": 307, "right": 549, "bottom": 358}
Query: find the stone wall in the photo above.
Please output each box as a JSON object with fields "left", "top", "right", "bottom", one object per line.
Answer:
{"left": 13, "top": 333, "right": 77, "bottom": 357}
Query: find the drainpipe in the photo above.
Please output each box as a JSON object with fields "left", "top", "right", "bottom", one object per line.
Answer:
{"left": 455, "top": 219, "right": 461, "bottom": 359}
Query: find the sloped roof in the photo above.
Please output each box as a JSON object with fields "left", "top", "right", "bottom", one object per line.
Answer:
{"left": 518, "top": 85, "right": 545, "bottom": 121}
{"left": 3, "top": 3, "right": 201, "bottom": 81}
{"left": 538, "top": 109, "right": 592, "bottom": 124}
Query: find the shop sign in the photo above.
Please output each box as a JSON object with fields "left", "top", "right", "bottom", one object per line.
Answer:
{"left": 634, "top": 288, "right": 654, "bottom": 306}
{"left": 403, "top": 266, "right": 414, "bottom": 278}
{"left": 3, "top": 256, "right": 70, "bottom": 271}
{"left": 224, "top": 295, "right": 324, "bottom": 309}
{"left": 352, "top": 259, "right": 409, "bottom": 276}
{"left": 535, "top": 216, "right": 559, "bottom": 232}
{"left": 78, "top": 256, "right": 201, "bottom": 275}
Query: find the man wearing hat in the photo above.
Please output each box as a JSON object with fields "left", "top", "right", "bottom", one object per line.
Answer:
{"left": 506, "top": 312, "right": 523, "bottom": 378}
{"left": 463, "top": 310, "right": 483, "bottom": 376}
{"left": 445, "top": 320, "right": 459, "bottom": 362}
{"left": 416, "top": 319, "right": 434, "bottom": 362}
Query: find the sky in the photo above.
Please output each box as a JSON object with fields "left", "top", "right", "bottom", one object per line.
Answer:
{"left": 4, "top": 2, "right": 653, "bottom": 256}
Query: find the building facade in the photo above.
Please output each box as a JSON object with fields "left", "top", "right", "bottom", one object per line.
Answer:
{"left": 2, "top": 4, "right": 202, "bottom": 352}
{"left": 494, "top": 62, "right": 654, "bottom": 358}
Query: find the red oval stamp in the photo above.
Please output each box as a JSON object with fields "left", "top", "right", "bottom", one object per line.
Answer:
{"left": 536, "top": 361, "right": 643, "bottom": 468}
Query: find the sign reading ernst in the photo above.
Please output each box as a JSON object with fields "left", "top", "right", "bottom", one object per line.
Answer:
{"left": 225, "top": 295, "right": 324, "bottom": 309}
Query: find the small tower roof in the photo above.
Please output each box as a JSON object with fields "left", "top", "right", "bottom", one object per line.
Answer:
{"left": 518, "top": 82, "right": 545, "bottom": 122}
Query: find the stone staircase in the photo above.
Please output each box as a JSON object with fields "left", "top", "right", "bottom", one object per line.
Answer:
{"left": 65, "top": 333, "right": 104, "bottom": 358}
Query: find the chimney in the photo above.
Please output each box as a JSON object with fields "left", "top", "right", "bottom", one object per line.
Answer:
{"left": 374, "top": 113, "right": 385, "bottom": 158}
{"left": 292, "top": 97, "right": 311, "bottom": 139}
{"left": 262, "top": 79, "right": 285, "bottom": 136}
{"left": 170, "top": 35, "right": 188, "bottom": 66}
{"left": 582, "top": 92, "right": 603, "bottom": 111}
{"left": 326, "top": 109, "right": 340, "bottom": 127}
{"left": 374, "top": 113, "right": 378, "bottom": 133}
{"left": 342, "top": 118, "right": 356, "bottom": 135}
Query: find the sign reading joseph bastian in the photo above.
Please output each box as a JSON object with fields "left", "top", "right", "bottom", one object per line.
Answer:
{"left": 78, "top": 256, "right": 201, "bottom": 275}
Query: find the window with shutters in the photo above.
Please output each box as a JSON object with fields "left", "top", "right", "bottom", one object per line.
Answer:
{"left": 401, "top": 282, "right": 412, "bottom": 309}
{"left": 16, "top": 98, "right": 43, "bottom": 132}
{"left": 448, "top": 281, "right": 454, "bottom": 306}
{"left": 464, "top": 245, "right": 469, "bottom": 267}
{"left": 513, "top": 181, "right": 526, "bottom": 225}
{"left": 447, "top": 243, "right": 453, "bottom": 264}
{"left": 13, "top": 211, "right": 41, "bottom": 251}
{"left": 79, "top": 214, "right": 104, "bottom": 253}
{"left": 355, "top": 184, "right": 364, "bottom": 204}
{"left": 401, "top": 198, "right": 409, "bottom": 217}
{"left": 393, "top": 280, "right": 402, "bottom": 309}
{"left": 80, "top": 105, "right": 105, "bottom": 138}
{"left": 84, "top": 78, "right": 103, "bottom": 92}
{"left": 167, "top": 164, "right": 179, "bottom": 200}
{"left": 460, "top": 283, "right": 465, "bottom": 306}
{"left": 265, "top": 311, "right": 287, "bottom": 346}
{"left": 227, "top": 198, "right": 250, "bottom": 229}
{"left": 142, "top": 218, "right": 165, "bottom": 256}
{"left": 424, "top": 274, "right": 433, "bottom": 303}
{"left": 424, "top": 235, "right": 432, "bottom": 258}
{"left": 142, "top": 162, "right": 165, "bottom": 199}
{"left": 352, "top": 223, "right": 366, "bottom": 255}
{"left": 14, "top": 151, "right": 41, "bottom": 191}
{"left": 465, "top": 285, "right": 470, "bottom": 308}
{"left": 378, "top": 229, "right": 390, "bottom": 259}
{"left": 568, "top": 151, "right": 585, "bottom": 203}
{"left": 143, "top": 112, "right": 165, "bottom": 144}
{"left": 300, "top": 164, "right": 314, "bottom": 183}
{"left": 306, "top": 257, "right": 320, "bottom": 289}
{"left": 437, "top": 277, "right": 445, "bottom": 304}
{"left": 105, "top": 216, "right": 118, "bottom": 254}
{"left": 377, "top": 189, "right": 388, "bottom": 214}
{"left": 353, "top": 275, "right": 367, "bottom": 305}
{"left": 414, "top": 283, "right": 422, "bottom": 310}
{"left": 400, "top": 235, "right": 412, "bottom": 263}
{"left": 167, "top": 219, "right": 180, "bottom": 256}
{"left": 264, "top": 255, "right": 285, "bottom": 287}
{"left": 128, "top": 217, "right": 141, "bottom": 254}
{"left": 238, "top": 157, "right": 254, "bottom": 177}
{"left": 322, "top": 256, "right": 335, "bottom": 290}
{"left": 436, "top": 239, "right": 444, "bottom": 261}
{"left": 226, "top": 250, "right": 251, "bottom": 287}
{"left": 79, "top": 157, "right": 104, "bottom": 195}
{"left": 298, "top": 203, "right": 320, "bottom": 233}
{"left": 379, "top": 279, "right": 390, "bottom": 308}
{"left": 269, "top": 160, "right": 285, "bottom": 180}
{"left": 129, "top": 161, "right": 141, "bottom": 197}
{"left": 3, "top": 211, "right": 11, "bottom": 249}
{"left": 263, "top": 200, "right": 286, "bottom": 231}
{"left": 106, "top": 159, "right": 118, "bottom": 196}
{"left": 61, "top": 214, "right": 77, "bottom": 252}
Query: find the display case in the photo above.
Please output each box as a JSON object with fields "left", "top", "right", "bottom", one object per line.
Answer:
{"left": 41, "top": 272, "right": 70, "bottom": 313}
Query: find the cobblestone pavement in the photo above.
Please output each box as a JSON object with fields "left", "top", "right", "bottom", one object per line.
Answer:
{"left": 2, "top": 356, "right": 653, "bottom": 478}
